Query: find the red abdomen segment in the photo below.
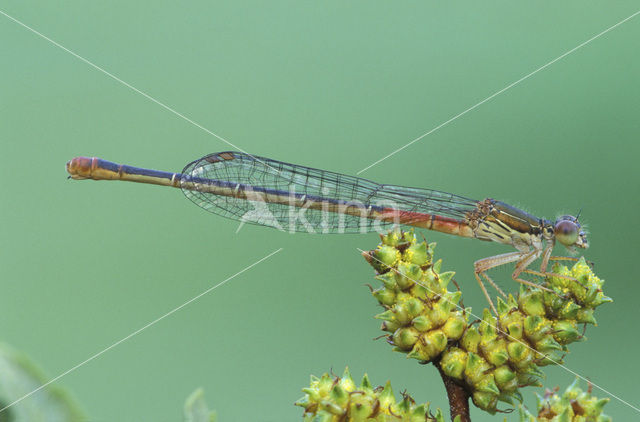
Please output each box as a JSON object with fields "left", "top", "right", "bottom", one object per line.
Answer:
{"left": 378, "top": 209, "right": 475, "bottom": 238}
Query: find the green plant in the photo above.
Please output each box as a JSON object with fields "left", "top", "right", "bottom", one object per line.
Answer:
{"left": 296, "top": 229, "right": 612, "bottom": 421}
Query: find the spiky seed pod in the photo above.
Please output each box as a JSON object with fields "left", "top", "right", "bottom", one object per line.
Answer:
{"left": 295, "top": 367, "right": 446, "bottom": 422}
{"left": 518, "top": 379, "right": 611, "bottom": 422}
{"left": 439, "top": 258, "right": 610, "bottom": 413}
{"left": 362, "top": 230, "right": 469, "bottom": 364}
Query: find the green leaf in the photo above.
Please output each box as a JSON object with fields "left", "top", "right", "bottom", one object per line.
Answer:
{"left": 0, "top": 343, "right": 85, "bottom": 422}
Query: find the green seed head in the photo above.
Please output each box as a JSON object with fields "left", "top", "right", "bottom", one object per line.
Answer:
{"left": 364, "top": 229, "right": 468, "bottom": 364}
{"left": 519, "top": 379, "right": 611, "bottom": 421}
{"left": 363, "top": 230, "right": 611, "bottom": 415}
{"left": 296, "top": 368, "right": 443, "bottom": 421}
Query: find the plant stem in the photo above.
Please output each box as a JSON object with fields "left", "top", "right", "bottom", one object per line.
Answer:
{"left": 435, "top": 362, "right": 471, "bottom": 422}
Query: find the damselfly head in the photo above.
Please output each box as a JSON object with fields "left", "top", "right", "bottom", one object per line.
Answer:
{"left": 554, "top": 215, "right": 588, "bottom": 250}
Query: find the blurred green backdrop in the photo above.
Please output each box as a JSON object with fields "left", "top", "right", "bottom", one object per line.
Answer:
{"left": 1, "top": 1, "right": 639, "bottom": 421}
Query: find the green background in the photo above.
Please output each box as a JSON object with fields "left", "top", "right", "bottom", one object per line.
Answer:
{"left": 1, "top": 1, "right": 639, "bottom": 421}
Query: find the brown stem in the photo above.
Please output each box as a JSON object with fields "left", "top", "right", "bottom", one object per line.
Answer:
{"left": 435, "top": 362, "right": 471, "bottom": 422}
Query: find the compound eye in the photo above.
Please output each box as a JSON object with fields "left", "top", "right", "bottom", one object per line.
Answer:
{"left": 555, "top": 220, "right": 579, "bottom": 246}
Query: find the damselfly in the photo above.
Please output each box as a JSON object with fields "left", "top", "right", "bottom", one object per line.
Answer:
{"left": 66, "top": 151, "right": 588, "bottom": 313}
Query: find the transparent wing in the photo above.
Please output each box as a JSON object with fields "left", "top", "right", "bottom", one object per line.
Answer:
{"left": 180, "top": 151, "right": 479, "bottom": 233}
